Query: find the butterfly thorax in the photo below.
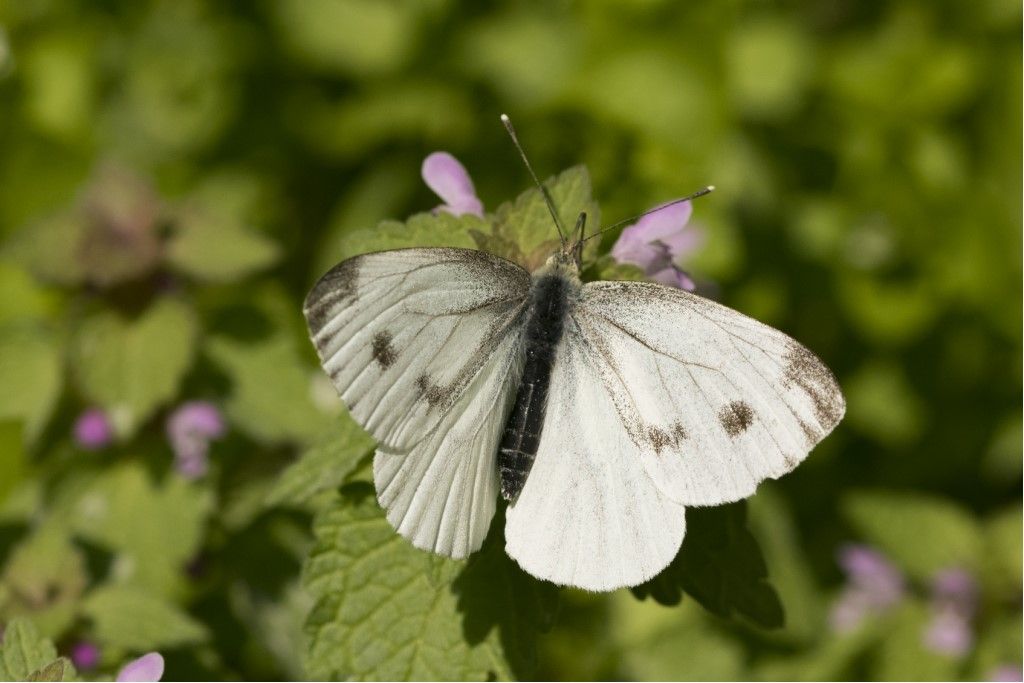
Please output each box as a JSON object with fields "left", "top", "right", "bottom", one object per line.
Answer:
{"left": 497, "top": 258, "right": 580, "bottom": 501}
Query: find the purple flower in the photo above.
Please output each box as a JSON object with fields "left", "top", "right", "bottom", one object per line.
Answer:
{"left": 829, "top": 544, "right": 906, "bottom": 633}
{"left": 70, "top": 641, "right": 100, "bottom": 670}
{"left": 923, "top": 608, "right": 973, "bottom": 656}
{"left": 611, "top": 200, "right": 704, "bottom": 291}
{"left": 922, "top": 567, "right": 978, "bottom": 657}
{"left": 166, "top": 401, "right": 225, "bottom": 480}
{"left": 116, "top": 652, "right": 164, "bottom": 682}
{"left": 989, "top": 665, "right": 1024, "bottom": 682}
{"left": 73, "top": 408, "right": 113, "bottom": 450}
{"left": 422, "top": 152, "right": 484, "bottom": 217}
{"left": 931, "top": 568, "right": 978, "bottom": 613}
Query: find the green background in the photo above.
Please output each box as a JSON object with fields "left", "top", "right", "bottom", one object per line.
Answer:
{"left": 0, "top": 0, "right": 1019, "bottom": 680}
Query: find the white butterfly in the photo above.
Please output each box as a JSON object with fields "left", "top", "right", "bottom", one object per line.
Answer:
{"left": 303, "top": 119, "right": 845, "bottom": 592}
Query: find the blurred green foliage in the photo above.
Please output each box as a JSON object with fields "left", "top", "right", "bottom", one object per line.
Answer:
{"left": 0, "top": 0, "right": 1019, "bottom": 680}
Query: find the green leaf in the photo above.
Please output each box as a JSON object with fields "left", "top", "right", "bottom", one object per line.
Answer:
{"left": 491, "top": 165, "right": 599, "bottom": 271}
{"left": 72, "top": 297, "right": 197, "bottom": 436}
{"left": 842, "top": 490, "right": 983, "bottom": 581}
{"left": 451, "top": 507, "right": 560, "bottom": 677}
{"left": 747, "top": 487, "right": 826, "bottom": 643}
{"left": 844, "top": 360, "right": 926, "bottom": 447}
{"left": 25, "top": 658, "right": 69, "bottom": 682}
{"left": 0, "top": 262, "right": 62, "bottom": 326}
{"left": 303, "top": 487, "right": 553, "bottom": 680}
{"left": 0, "top": 620, "right": 68, "bottom": 681}
{"left": 65, "top": 463, "right": 212, "bottom": 597}
{"left": 587, "top": 256, "right": 647, "bottom": 284}
{"left": 272, "top": 0, "right": 415, "bottom": 76}
{"left": 631, "top": 502, "right": 784, "bottom": 629}
{"left": 167, "top": 204, "right": 279, "bottom": 282}
{"left": 206, "top": 334, "right": 334, "bottom": 444}
{"left": 0, "top": 523, "right": 88, "bottom": 638}
{"left": 3, "top": 212, "right": 88, "bottom": 287}
{"left": 0, "top": 322, "right": 62, "bottom": 442}
{"left": 874, "top": 600, "right": 959, "bottom": 681}
{"left": 981, "top": 504, "right": 1022, "bottom": 598}
{"left": 337, "top": 211, "right": 482, "bottom": 264}
{"left": 264, "top": 414, "right": 375, "bottom": 508}
{"left": 613, "top": 595, "right": 744, "bottom": 681}
{"left": 82, "top": 584, "right": 208, "bottom": 650}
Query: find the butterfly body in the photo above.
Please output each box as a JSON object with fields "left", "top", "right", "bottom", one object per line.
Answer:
{"left": 498, "top": 257, "right": 579, "bottom": 500}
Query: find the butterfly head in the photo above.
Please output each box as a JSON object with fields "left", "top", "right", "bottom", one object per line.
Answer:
{"left": 549, "top": 211, "right": 587, "bottom": 271}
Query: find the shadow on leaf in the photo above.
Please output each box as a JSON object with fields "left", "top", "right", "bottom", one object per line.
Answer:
{"left": 631, "top": 500, "right": 785, "bottom": 629}
{"left": 451, "top": 504, "right": 560, "bottom": 679}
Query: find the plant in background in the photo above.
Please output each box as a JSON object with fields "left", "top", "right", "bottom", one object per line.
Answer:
{"left": 0, "top": 0, "right": 1018, "bottom": 680}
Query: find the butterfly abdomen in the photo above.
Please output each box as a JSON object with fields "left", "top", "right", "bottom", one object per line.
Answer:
{"left": 498, "top": 271, "right": 575, "bottom": 501}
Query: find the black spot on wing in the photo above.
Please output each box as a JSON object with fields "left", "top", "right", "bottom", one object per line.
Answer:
{"left": 783, "top": 343, "right": 844, "bottom": 430}
{"left": 371, "top": 331, "right": 397, "bottom": 369}
{"left": 647, "top": 421, "right": 688, "bottom": 455}
{"left": 415, "top": 374, "right": 452, "bottom": 408}
{"left": 304, "top": 256, "right": 362, "bottom": 333}
{"left": 719, "top": 400, "right": 754, "bottom": 437}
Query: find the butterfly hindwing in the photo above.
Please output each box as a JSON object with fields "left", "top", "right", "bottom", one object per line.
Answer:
{"left": 304, "top": 248, "right": 531, "bottom": 451}
{"left": 504, "top": 322, "right": 688, "bottom": 592}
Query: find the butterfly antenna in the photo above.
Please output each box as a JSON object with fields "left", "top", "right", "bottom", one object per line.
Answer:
{"left": 500, "top": 114, "right": 568, "bottom": 247}
{"left": 580, "top": 186, "right": 716, "bottom": 244}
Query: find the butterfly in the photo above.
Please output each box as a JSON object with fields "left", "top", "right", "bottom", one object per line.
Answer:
{"left": 303, "top": 116, "right": 845, "bottom": 592}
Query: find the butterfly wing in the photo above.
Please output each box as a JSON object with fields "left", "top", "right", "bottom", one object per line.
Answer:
{"left": 573, "top": 280, "right": 845, "bottom": 507}
{"left": 505, "top": 280, "right": 844, "bottom": 591}
{"left": 304, "top": 247, "right": 530, "bottom": 450}
{"left": 305, "top": 247, "right": 530, "bottom": 556}
{"left": 374, "top": 330, "right": 521, "bottom": 557}
{"left": 504, "top": 327, "right": 688, "bottom": 591}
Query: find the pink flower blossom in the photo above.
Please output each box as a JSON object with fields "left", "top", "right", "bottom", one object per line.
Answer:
{"left": 989, "top": 665, "right": 1024, "bottom": 681}
{"left": 922, "top": 567, "right": 978, "bottom": 657}
{"left": 611, "top": 200, "right": 704, "bottom": 291}
{"left": 166, "top": 401, "right": 226, "bottom": 480}
{"left": 923, "top": 608, "right": 973, "bottom": 656}
{"left": 116, "top": 652, "right": 164, "bottom": 682}
{"left": 829, "top": 544, "right": 906, "bottom": 633}
{"left": 421, "top": 152, "right": 484, "bottom": 217}
{"left": 70, "top": 641, "right": 99, "bottom": 670}
{"left": 73, "top": 408, "right": 113, "bottom": 450}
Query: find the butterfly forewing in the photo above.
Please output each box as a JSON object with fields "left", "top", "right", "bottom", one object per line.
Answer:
{"left": 571, "top": 280, "right": 845, "bottom": 507}
{"left": 375, "top": 330, "right": 522, "bottom": 558}
{"left": 303, "top": 248, "right": 531, "bottom": 451}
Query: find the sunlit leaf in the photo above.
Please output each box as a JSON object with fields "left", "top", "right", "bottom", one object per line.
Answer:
{"left": 65, "top": 463, "right": 212, "bottom": 597}
{"left": 206, "top": 334, "right": 333, "bottom": 444}
{"left": 82, "top": 584, "right": 208, "bottom": 650}
{"left": 25, "top": 657, "right": 69, "bottom": 682}
{"left": 72, "top": 298, "right": 197, "bottom": 437}
{"left": 303, "top": 486, "right": 554, "bottom": 680}
{"left": 0, "top": 523, "right": 87, "bottom": 638}
{"left": 0, "top": 620, "right": 67, "bottom": 681}
{"left": 167, "top": 206, "right": 279, "bottom": 282}
{"left": 491, "top": 165, "right": 599, "bottom": 271}
{"left": 264, "top": 413, "right": 375, "bottom": 509}
{"left": 0, "top": 323, "right": 62, "bottom": 441}
{"left": 842, "top": 490, "right": 983, "bottom": 580}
